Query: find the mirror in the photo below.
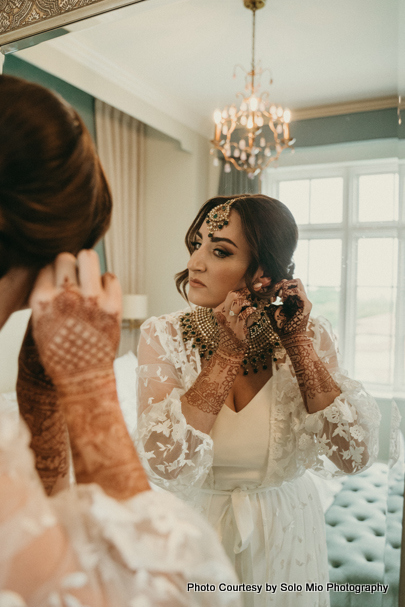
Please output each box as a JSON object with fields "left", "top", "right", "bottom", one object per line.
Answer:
{"left": 1, "top": 0, "right": 404, "bottom": 604}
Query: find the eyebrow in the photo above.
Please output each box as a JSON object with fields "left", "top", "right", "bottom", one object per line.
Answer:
{"left": 196, "top": 231, "right": 238, "bottom": 248}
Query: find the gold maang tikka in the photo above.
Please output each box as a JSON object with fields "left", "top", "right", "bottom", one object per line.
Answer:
{"left": 205, "top": 198, "right": 238, "bottom": 237}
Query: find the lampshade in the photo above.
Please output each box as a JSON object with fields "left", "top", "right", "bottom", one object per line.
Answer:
{"left": 122, "top": 294, "right": 148, "bottom": 320}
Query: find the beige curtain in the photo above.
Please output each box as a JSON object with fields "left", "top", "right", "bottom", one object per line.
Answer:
{"left": 95, "top": 100, "right": 145, "bottom": 294}
{"left": 95, "top": 100, "right": 146, "bottom": 355}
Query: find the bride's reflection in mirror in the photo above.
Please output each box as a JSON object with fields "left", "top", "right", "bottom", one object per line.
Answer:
{"left": 135, "top": 193, "right": 381, "bottom": 607}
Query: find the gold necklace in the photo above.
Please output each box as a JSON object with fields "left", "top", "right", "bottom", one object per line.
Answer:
{"left": 180, "top": 305, "right": 285, "bottom": 375}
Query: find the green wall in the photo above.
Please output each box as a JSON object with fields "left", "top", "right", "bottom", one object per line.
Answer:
{"left": 3, "top": 54, "right": 106, "bottom": 271}
{"left": 290, "top": 108, "right": 400, "bottom": 147}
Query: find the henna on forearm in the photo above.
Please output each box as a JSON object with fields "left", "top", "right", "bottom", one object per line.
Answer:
{"left": 57, "top": 369, "right": 150, "bottom": 499}
{"left": 34, "top": 287, "right": 150, "bottom": 500}
{"left": 17, "top": 323, "right": 69, "bottom": 495}
{"left": 182, "top": 312, "right": 246, "bottom": 428}
{"left": 282, "top": 335, "right": 340, "bottom": 412}
{"left": 185, "top": 348, "right": 244, "bottom": 415}
{"left": 269, "top": 295, "right": 340, "bottom": 413}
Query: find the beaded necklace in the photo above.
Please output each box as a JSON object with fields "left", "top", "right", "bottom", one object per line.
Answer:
{"left": 179, "top": 305, "right": 285, "bottom": 375}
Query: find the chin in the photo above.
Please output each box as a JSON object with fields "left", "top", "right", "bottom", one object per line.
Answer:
{"left": 188, "top": 288, "right": 220, "bottom": 309}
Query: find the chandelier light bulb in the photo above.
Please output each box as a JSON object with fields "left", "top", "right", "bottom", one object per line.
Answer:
{"left": 214, "top": 110, "right": 222, "bottom": 124}
{"left": 256, "top": 115, "right": 264, "bottom": 127}
{"left": 234, "top": 148, "right": 241, "bottom": 157}
{"left": 264, "top": 147, "right": 271, "bottom": 157}
{"left": 241, "top": 115, "right": 247, "bottom": 125}
{"left": 224, "top": 163, "right": 232, "bottom": 173}
{"left": 240, "top": 150, "right": 247, "bottom": 161}
{"left": 223, "top": 125, "right": 228, "bottom": 135}
{"left": 283, "top": 109, "right": 291, "bottom": 123}
{"left": 270, "top": 105, "right": 276, "bottom": 115}
{"left": 239, "top": 139, "right": 246, "bottom": 149}
{"left": 241, "top": 102, "right": 248, "bottom": 111}
{"left": 249, "top": 96, "right": 258, "bottom": 111}
{"left": 249, "top": 155, "right": 256, "bottom": 166}
{"left": 277, "top": 106, "right": 283, "bottom": 117}
{"left": 213, "top": 157, "right": 219, "bottom": 166}
{"left": 222, "top": 109, "right": 229, "bottom": 119}
{"left": 247, "top": 115, "right": 254, "bottom": 129}
{"left": 276, "top": 124, "right": 283, "bottom": 134}
{"left": 260, "top": 137, "right": 266, "bottom": 147}
{"left": 229, "top": 105, "right": 237, "bottom": 116}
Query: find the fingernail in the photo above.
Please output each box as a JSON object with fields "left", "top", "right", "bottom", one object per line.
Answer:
{"left": 253, "top": 282, "right": 262, "bottom": 291}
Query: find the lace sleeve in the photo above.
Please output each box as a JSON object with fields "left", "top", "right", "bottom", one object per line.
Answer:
{"left": 295, "top": 317, "right": 381, "bottom": 477}
{"left": 134, "top": 315, "right": 214, "bottom": 498}
{"left": 0, "top": 404, "right": 240, "bottom": 607}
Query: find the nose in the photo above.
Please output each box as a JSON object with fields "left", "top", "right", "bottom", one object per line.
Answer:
{"left": 187, "top": 247, "right": 206, "bottom": 272}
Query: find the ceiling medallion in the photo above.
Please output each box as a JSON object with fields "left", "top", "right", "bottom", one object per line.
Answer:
{"left": 211, "top": 0, "right": 295, "bottom": 179}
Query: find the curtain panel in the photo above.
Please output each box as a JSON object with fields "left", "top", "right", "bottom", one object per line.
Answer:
{"left": 95, "top": 100, "right": 146, "bottom": 294}
{"left": 217, "top": 160, "right": 260, "bottom": 196}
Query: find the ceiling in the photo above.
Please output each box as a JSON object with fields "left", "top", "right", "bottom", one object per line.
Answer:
{"left": 22, "top": 0, "right": 402, "bottom": 137}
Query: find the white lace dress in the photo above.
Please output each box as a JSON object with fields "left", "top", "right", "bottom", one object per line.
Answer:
{"left": 0, "top": 395, "right": 241, "bottom": 607}
{"left": 135, "top": 311, "right": 381, "bottom": 607}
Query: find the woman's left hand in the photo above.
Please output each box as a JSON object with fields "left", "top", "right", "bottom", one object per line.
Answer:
{"left": 268, "top": 278, "right": 312, "bottom": 341}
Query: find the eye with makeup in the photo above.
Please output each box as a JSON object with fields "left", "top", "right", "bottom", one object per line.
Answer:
{"left": 190, "top": 240, "right": 231, "bottom": 259}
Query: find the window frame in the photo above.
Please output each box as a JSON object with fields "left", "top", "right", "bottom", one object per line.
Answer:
{"left": 265, "top": 157, "right": 405, "bottom": 398}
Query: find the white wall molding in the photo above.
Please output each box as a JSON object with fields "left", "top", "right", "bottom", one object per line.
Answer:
{"left": 292, "top": 96, "right": 398, "bottom": 121}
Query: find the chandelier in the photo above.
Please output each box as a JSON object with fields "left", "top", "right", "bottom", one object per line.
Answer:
{"left": 210, "top": 0, "right": 294, "bottom": 179}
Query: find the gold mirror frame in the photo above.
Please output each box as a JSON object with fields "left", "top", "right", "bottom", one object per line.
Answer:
{"left": 0, "top": 0, "right": 147, "bottom": 51}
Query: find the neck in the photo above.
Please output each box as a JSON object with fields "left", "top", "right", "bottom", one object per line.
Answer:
{"left": 0, "top": 267, "right": 36, "bottom": 330}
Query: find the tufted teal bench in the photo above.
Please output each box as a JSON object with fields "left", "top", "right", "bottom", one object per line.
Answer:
{"left": 325, "top": 463, "right": 390, "bottom": 607}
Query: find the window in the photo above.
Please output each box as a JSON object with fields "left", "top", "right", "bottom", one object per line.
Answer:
{"left": 265, "top": 161, "right": 405, "bottom": 396}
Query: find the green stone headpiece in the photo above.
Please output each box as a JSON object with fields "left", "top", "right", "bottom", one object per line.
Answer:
{"left": 205, "top": 198, "right": 238, "bottom": 238}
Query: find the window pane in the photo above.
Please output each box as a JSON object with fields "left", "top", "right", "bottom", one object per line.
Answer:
{"left": 279, "top": 180, "right": 310, "bottom": 224}
{"left": 310, "top": 178, "right": 343, "bottom": 224}
{"left": 308, "top": 240, "right": 341, "bottom": 287}
{"left": 358, "top": 173, "right": 398, "bottom": 222}
{"left": 357, "top": 238, "right": 398, "bottom": 287}
{"left": 355, "top": 286, "right": 396, "bottom": 384}
{"left": 295, "top": 239, "right": 342, "bottom": 333}
{"left": 294, "top": 239, "right": 309, "bottom": 285}
{"left": 308, "top": 287, "right": 340, "bottom": 333}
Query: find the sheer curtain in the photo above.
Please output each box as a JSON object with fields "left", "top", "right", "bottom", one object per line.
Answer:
{"left": 95, "top": 100, "right": 146, "bottom": 355}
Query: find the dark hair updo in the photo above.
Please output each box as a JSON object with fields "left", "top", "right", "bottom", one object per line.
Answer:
{"left": 175, "top": 194, "right": 298, "bottom": 300}
{"left": 0, "top": 74, "right": 112, "bottom": 278}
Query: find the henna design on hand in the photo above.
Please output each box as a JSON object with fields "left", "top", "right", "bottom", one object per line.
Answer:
{"left": 269, "top": 295, "right": 309, "bottom": 340}
{"left": 186, "top": 313, "right": 247, "bottom": 415}
{"left": 17, "top": 321, "right": 69, "bottom": 495}
{"left": 33, "top": 286, "right": 149, "bottom": 499}
{"left": 269, "top": 290, "right": 339, "bottom": 410}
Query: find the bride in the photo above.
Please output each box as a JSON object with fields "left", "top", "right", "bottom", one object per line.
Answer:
{"left": 135, "top": 194, "right": 381, "bottom": 607}
{"left": 0, "top": 74, "right": 240, "bottom": 607}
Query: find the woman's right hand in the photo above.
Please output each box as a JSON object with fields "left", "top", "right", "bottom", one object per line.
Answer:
{"left": 213, "top": 287, "right": 254, "bottom": 352}
{"left": 29, "top": 250, "right": 121, "bottom": 388}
